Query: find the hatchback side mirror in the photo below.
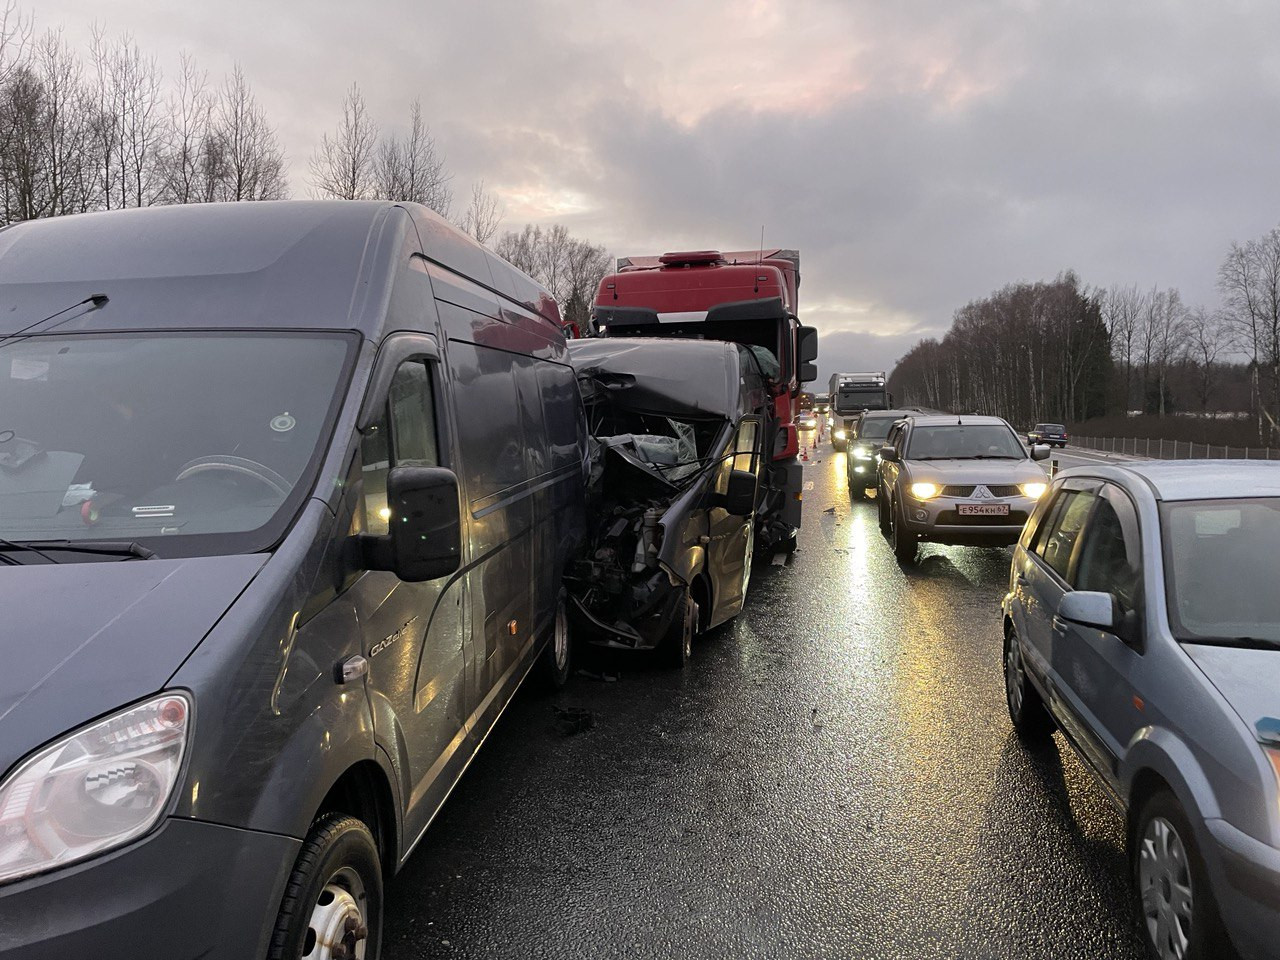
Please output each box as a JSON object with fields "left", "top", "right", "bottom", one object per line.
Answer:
{"left": 1031, "top": 444, "right": 1051, "bottom": 461}
{"left": 879, "top": 445, "right": 899, "bottom": 463}
{"left": 722, "top": 469, "right": 757, "bottom": 516}
{"left": 364, "top": 466, "right": 461, "bottom": 582}
{"left": 1057, "top": 591, "right": 1117, "bottom": 631}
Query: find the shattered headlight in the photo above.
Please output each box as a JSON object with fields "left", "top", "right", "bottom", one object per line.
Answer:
{"left": 0, "top": 693, "right": 191, "bottom": 884}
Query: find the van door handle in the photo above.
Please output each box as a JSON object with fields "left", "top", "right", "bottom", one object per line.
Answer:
{"left": 335, "top": 655, "right": 368, "bottom": 684}
{"left": 1051, "top": 616, "right": 1068, "bottom": 634}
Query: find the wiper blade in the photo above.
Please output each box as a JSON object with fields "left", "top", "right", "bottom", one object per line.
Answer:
{"left": 0, "top": 539, "right": 156, "bottom": 561}
{"left": 0, "top": 537, "right": 61, "bottom": 563}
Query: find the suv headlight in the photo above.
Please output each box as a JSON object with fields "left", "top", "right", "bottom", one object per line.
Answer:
{"left": 835, "top": 429, "right": 847, "bottom": 440}
{"left": 1020, "top": 481, "right": 1048, "bottom": 499}
{"left": 910, "top": 482, "right": 940, "bottom": 500}
{"left": 852, "top": 444, "right": 874, "bottom": 459}
{"left": 0, "top": 693, "right": 191, "bottom": 884}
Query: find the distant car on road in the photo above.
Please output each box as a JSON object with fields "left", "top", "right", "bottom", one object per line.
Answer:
{"left": 1028, "top": 422, "right": 1069, "bottom": 447}
{"left": 845, "top": 409, "right": 912, "bottom": 499}
{"left": 876, "top": 414, "right": 1050, "bottom": 562}
{"left": 1002, "top": 461, "right": 1280, "bottom": 960}
{"left": 797, "top": 411, "right": 819, "bottom": 430}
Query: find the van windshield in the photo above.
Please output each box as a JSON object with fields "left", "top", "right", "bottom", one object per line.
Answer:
{"left": 0, "top": 332, "right": 356, "bottom": 557}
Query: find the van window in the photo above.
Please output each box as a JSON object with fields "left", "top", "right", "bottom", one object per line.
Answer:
{"left": 536, "top": 361, "right": 582, "bottom": 473}
{"left": 362, "top": 360, "right": 439, "bottom": 535}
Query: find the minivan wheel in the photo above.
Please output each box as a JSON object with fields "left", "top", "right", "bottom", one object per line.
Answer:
{"left": 891, "top": 495, "right": 917, "bottom": 563}
{"left": 661, "top": 594, "right": 696, "bottom": 668}
{"left": 1003, "top": 627, "right": 1053, "bottom": 743}
{"left": 270, "top": 814, "right": 382, "bottom": 960}
{"left": 540, "top": 595, "right": 573, "bottom": 689}
{"left": 1132, "top": 791, "right": 1232, "bottom": 960}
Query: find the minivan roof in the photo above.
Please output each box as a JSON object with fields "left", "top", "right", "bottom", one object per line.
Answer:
{"left": 0, "top": 201, "right": 562, "bottom": 338}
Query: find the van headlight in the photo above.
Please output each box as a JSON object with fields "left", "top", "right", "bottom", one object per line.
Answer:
{"left": 1020, "top": 482, "right": 1048, "bottom": 499}
{"left": 0, "top": 693, "right": 191, "bottom": 884}
{"left": 910, "top": 482, "right": 940, "bottom": 500}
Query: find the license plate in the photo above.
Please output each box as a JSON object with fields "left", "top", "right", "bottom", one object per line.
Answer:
{"left": 958, "top": 503, "right": 1009, "bottom": 516}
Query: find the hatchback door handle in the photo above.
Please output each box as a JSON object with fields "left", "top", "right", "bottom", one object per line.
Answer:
{"left": 1016, "top": 575, "right": 1029, "bottom": 586}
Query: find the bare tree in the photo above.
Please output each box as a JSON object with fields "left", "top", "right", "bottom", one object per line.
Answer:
{"left": 375, "top": 99, "right": 450, "bottom": 213}
{"left": 160, "top": 52, "right": 213, "bottom": 203}
{"left": 1103, "top": 284, "right": 1145, "bottom": 411}
{"left": 0, "top": 0, "right": 30, "bottom": 89}
{"left": 309, "top": 83, "right": 378, "bottom": 200}
{"left": 213, "top": 63, "right": 287, "bottom": 201}
{"left": 1185, "top": 307, "right": 1227, "bottom": 413}
{"left": 1219, "top": 229, "right": 1280, "bottom": 441}
{"left": 89, "top": 28, "right": 166, "bottom": 209}
{"left": 457, "top": 179, "right": 502, "bottom": 244}
{"left": 494, "top": 222, "right": 610, "bottom": 328}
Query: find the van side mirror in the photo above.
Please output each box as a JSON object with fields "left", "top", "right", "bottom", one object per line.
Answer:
{"left": 1031, "top": 444, "right": 1051, "bottom": 461}
{"left": 879, "top": 445, "right": 899, "bottom": 463}
{"left": 798, "top": 361, "right": 818, "bottom": 384}
{"left": 364, "top": 466, "right": 461, "bottom": 581}
{"left": 1057, "top": 591, "right": 1117, "bottom": 631}
{"left": 722, "top": 469, "right": 757, "bottom": 516}
{"left": 797, "top": 326, "right": 818, "bottom": 363}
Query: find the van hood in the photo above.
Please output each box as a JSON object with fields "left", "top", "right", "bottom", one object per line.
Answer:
{"left": 0, "top": 554, "right": 268, "bottom": 778}
{"left": 1185, "top": 644, "right": 1280, "bottom": 739}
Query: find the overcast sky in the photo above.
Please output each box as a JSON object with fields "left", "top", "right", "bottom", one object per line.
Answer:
{"left": 32, "top": 0, "right": 1280, "bottom": 380}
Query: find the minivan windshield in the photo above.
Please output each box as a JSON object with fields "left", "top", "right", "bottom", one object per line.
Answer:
{"left": 0, "top": 331, "right": 356, "bottom": 558}
{"left": 1163, "top": 498, "right": 1280, "bottom": 645}
{"left": 906, "top": 424, "right": 1025, "bottom": 460}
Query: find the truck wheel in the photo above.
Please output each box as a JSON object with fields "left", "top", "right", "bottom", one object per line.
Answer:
{"left": 539, "top": 594, "right": 573, "bottom": 690}
{"left": 1003, "top": 625, "right": 1053, "bottom": 744}
{"left": 269, "top": 814, "right": 382, "bottom": 960}
{"left": 891, "top": 495, "right": 917, "bottom": 563}
{"left": 660, "top": 593, "right": 695, "bottom": 668}
{"left": 1131, "top": 790, "right": 1234, "bottom": 960}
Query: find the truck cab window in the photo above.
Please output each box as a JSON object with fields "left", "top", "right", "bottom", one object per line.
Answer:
{"left": 362, "top": 360, "right": 440, "bottom": 535}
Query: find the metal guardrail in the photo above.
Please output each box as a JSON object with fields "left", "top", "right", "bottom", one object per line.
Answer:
{"left": 1070, "top": 436, "right": 1280, "bottom": 460}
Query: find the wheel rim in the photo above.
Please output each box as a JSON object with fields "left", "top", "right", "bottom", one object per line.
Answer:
{"left": 1139, "top": 816, "right": 1194, "bottom": 960}
{"left": 1005, "top": 636, "right": 1024, "bottom": 717}
{"left": 553, "top": 602, "right": 569, "bottom": 672}
{"left": 683, "top": 599, "right": 694, "bottom": 659}
{"left": 304, "top": 867, "right": 369, "bottom": 960}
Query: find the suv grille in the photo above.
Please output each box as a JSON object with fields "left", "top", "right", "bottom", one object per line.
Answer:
{"left": 940, "top": 485, "right": 975, "bottom": 497}
{"left": 985, "top": 484, "right": 1021, "bottom": 498}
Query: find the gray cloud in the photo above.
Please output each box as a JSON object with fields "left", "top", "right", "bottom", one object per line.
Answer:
{"left": 32, "top": 0, "right": 1280, "bottom": 371}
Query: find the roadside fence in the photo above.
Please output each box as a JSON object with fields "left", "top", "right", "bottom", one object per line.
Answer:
{"left": 1070, "top": 436, "right": 1280, "bottom": 461}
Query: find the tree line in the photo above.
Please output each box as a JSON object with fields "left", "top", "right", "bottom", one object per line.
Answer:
{"left": 889, "top": 223, "right": 1280, "bottom": 443}
{"left": 0, "top": 2, "right": 612, "bottom": 327}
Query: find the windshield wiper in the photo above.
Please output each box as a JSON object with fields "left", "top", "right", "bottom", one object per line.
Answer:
{"left": 0, "top": 538, "right": 156, "bottom": 562}
{"left": 1183, "top": 635, "right": 1280, "bottom": 650}
{"left": 0, "top": 537, "right": 61, "bottom": 563}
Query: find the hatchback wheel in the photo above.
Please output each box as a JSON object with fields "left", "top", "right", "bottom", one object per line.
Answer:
{"left": 270, "top": 814, "right": 382, "bottom": 960}
{"left": 1003, "top": 626, "right": 1053, "bottom": 743}
{"left": 1132, "top": 791, "right": 1232, "bottom": 960}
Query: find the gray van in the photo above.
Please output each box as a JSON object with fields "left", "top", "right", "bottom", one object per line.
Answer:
{"left": 0, "top": 201, "right": 586, "bottom": 959}
{"left": 564, "top": 337, "right": 767, "bottom": 665}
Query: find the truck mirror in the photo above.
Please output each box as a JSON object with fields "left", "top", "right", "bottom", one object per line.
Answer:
{"left": 797, "top": 326, "right": 818, "bottom": 363}
{"left": 799, "top": 361, "right": 818, "bottom": 383}
{"left": 722, "top": 469, "right": 757, "bottom": 516}
{"left": 363, "top": 466, "right": 462, "bottom": 581}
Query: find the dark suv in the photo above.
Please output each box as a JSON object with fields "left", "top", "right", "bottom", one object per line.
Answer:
{"left": 1027, "top": 423, "right": 1068, "bottom": 447}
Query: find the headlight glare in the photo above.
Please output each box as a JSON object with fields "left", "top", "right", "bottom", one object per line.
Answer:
{"left": 0, "top": 693, "right": 190, "bottom": 884}
{"left": 835, "top": 429, "right": 847, "bottom": 440}
{"left": 1020, "top": 482, "right": 1048, "bottom": 499}
{"left": 910, "top": 482, "right": 940, "bottom": 500}
{"left": 853, "top": 445, "right": 873, "bottom": 459}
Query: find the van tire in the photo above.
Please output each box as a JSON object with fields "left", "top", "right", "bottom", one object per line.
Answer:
{"left": 661, "top": 593, "right": 695, "bottom": 668}
{"left": 269, "top": 813, "right": 383, "bottom": 960}
{"left": 539, "top": 595, "right": 573, "bottom": 690}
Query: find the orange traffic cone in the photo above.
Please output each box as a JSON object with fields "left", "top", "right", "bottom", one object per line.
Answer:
{"left": 801, "top": 439, "right": 810, "bottom": 462}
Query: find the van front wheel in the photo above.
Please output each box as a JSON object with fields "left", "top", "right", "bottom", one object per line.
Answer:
{"left": 539, "top": 595, "right": 573, "bottom": 689}
{"left": 269, "top": 814, "right": 383, "bottom": 960}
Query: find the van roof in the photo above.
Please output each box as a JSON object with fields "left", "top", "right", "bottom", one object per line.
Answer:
{"left": 0, "top": 201, "right": 562, "bottom": 338}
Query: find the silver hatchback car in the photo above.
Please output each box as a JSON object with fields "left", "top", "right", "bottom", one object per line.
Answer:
{"left": 877, "top": 414, "right": 1051, "bottom": 562}
{"left": 1002, "top": 461, "right": 1280, "bottom": 960}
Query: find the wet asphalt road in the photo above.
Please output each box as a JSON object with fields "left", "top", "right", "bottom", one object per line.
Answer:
{"left": 383, "top": 441, "right": 1150, "bottom": 959}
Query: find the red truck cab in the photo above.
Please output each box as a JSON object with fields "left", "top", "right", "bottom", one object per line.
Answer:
{"left": 591, "top": 249, "right": 817, "bottom": 551}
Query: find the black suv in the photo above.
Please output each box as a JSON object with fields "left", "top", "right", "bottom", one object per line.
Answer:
{"left": 1026, "top": 423, "right": 1068, "bottom": 447}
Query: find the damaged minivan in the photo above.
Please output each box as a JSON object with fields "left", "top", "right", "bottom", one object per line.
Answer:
{"left": 564, "top": 337, "right": 769, "bottom": 666}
